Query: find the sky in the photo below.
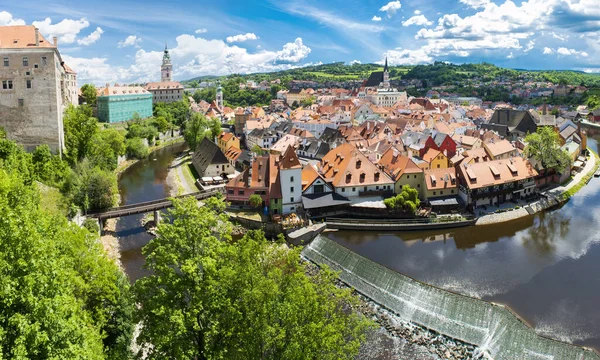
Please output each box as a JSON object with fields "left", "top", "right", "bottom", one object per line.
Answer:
{"left": 2, "top": 0, "right": 600, "bottom": 85}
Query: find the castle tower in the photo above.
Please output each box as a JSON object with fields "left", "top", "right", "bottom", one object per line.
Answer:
{"left": 161, "top": 44, "right": 172, "bottom": 82}
{"left": 216, "top": 81, "right": 223, "bottom": 110}
{"left": 382, "top": 56, "right": 390, "bottom": 89}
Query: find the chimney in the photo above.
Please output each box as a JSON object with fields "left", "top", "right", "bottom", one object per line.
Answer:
{"left": 53, "top": 36, "right": 58, "bottom": 47}
{"left": 34, "top": 28, "right": 39, "bottom": 46}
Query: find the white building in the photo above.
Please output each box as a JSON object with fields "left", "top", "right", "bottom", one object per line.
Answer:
{"left": 369, "top": 88, "right": 408, "bottom": 107}
{"left": 278, "top": 146, "right": 303, "bottom": 214}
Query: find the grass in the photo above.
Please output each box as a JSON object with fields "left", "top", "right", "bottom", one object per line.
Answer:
{"left": 226, "top": 209, "right": 264, "bottom": 222}
{"left": 182, "top": 162, "right": 199, "bottom": 191}
{"left": 562, "top": 149, "right": 600, "bottom": 200}
{"left": 36, "top": 182, "right": 68, "bottom": 217}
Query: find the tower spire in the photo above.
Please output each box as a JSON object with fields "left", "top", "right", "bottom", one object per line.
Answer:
{"left": 384, "top": 56, "right": 388, "bottom": 72}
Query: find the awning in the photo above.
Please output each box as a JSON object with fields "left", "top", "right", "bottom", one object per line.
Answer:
{"left": 573, "top": 160, "right": 584, "bottom": 168}
{"left": 213, "top": 176, "right": 224, "bottom": 182}
{"left": 428, "top": 196, "right": 460, "bottom": 206}
{"left": 201, "top": 177, "right": 212, "bottom": 182}
{"left": 302, "top": 192, "right": 350, "bottom": 210}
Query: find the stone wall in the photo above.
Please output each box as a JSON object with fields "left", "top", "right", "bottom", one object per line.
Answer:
{"left": 0, "top": 48, "right": 63, "bottom": 153}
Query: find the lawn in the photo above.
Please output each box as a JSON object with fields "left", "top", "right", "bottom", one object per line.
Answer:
{"left": 36, "top": 182, "right": 68, "bottom": 217}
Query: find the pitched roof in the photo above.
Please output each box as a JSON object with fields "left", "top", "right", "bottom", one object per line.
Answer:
{"left": 320, "top": 143, "right": 393, "bottom": 187}
{"left": 423, "top": 148, "right": 445, "bottom": 164}
{"left": 192, "top": 138, "right": 229, "bottom": 175}
{"left": 145, "top": 81, "right": 183, "bottom": 90}
{"left": 218, "top": 131, "right": 234, "bottom": 142}
{"left": 458, "top": 157, "right": 538, "bottom": 190}
{"left": 251, "top": 156, "right": 269, "bottom": 188}
{"left": 484, "top": 139, "right": 516, "bottom": 158}
{"left": 424, "top": 168, "right": 457, "bottom": 191}
{"left": 365, "top": 71, "right": 384, "bottom": 87}
{"left": 98, "top": 85, "right": 149, "bottom": 96}
{"left": 0, "top": 25, "right": 55, "bottom": 49}
{"left": 279, "top": 145, "right": 302, "bottom": 170}
{"left": 301, "top": 164, "right": 320, "bottom": 191}
{"left": 378, "top": 147, "right": 423, "bottom": 180}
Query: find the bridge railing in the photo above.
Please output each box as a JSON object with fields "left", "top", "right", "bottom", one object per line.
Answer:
{"left": 87, "top": 189, "right": 214, "bottom": 215}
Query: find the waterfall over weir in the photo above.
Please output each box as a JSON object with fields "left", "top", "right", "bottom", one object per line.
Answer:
{"left": 302, "top": 236, "right": 600, "bottom": 360}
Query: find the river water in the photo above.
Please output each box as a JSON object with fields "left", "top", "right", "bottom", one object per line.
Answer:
{"left": 117, "top": 138, "right": 600, "bottom": 350}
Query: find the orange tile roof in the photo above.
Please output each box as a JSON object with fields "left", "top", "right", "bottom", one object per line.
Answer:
{"left": 484, "top": 140, "right": 516, "bottom": 158}
{"left": 278, "top": 145, "right": 301, "bottom": 170}
{"left": 145, "top": 81, "right": 183, "bottom": 90}
{"left": 424, "top": 168, "right": 457, "bottom": 191}
{"left": 301, "top": 164, "right": 320, "bottom": 191}
{"left": 423, "top": 148, "right": 443, "bottom": 164}
{"left": 458, "top": 157, "right": 538, "bottom": 190}
{"left": 320, "top": 143, "right": 393, "bottom": 187}
{"left": 251, "top": 156, "right": 270, "bottom": 188}
{"left": 378, "top": 147, "right": 422, "bottom": 180}
{"left": 219, "top": 131, "right": 234, "bottom": 142}
{"left": 0, "top": 25, "right": 55, "bottom": 49}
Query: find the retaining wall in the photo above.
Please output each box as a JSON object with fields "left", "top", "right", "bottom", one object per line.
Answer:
{"left": 302, "top": 236, "right": 600, "bottom": 360}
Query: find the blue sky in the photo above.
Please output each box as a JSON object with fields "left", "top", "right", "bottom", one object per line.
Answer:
{"left": 2, "top": 0, "right": 599, "bottom": 85}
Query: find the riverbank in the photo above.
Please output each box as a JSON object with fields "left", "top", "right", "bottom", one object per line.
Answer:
{"left": 99, "top": 218, "right": 123, "bottom": 270}
{"left": 476, "top": 150, "right": 599, "bottom": 226}
{"left": 116, "top": 136, "right": 184, "bottom": 177}
{"left": 166, "top": 152, "right": 198, "bottom": 197}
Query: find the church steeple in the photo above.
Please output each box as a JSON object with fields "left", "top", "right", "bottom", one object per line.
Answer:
{"left": 382, "top": 56, "right": 390, "bottom": 89}
{"left": 161, "top": 44, "right": 172, "bottom": 82}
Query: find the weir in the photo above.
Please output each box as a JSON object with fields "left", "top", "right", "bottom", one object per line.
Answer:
{"left": 302, "top": 236, "right": 600, "bottom": 360}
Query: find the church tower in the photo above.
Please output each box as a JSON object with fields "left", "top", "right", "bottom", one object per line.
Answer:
{"left": 382, "top": 56, "right": 390, "bottom": 89}
{"left": 216, "top": 81, "right": 223, "bottom": 110}
{"left": 161, "top": 44, "right": 172, "bottom": 82}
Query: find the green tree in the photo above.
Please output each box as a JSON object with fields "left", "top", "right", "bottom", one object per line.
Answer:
{"left": 88, "top": 128, "right": 126, "bottom": 171}
{"left": 525, "top": 127, "right": 571, "bottom": 173}
{"left": 125, "top": 138, "right": 149, "bottom": 160}
{"left": 183, "top": 113, "right": 209, "bottom": 151}
{"left": 251, "top": 144, "right": 265, "bottom": 155}
{"left": 80, "top": 83, "right": 97, "bottom": 106}
{"left": 152, "top": 116, "right": 170, "bottom": 134}
{"left": 134, "top": 197, "right": 372, "bottom": 359}
{"left": 0, "top": 168, "right": 134, "bottom": 358}
{"left": 248, "top": 194, "right": 262, "bottom": 208}
{"left": 64, "top": 105, "right": 99, "bottom": 165}
{"left": 384, "top": 184, "right": 420, "bottom": 214}
{"left": 208, "top": 117, "right": 222, "bottom": 140}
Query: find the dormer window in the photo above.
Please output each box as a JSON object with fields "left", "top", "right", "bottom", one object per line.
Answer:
{"left": 360, "top": 173, "right": 366, "bottom": 183}
{"left": 374, "top": 172, "right": 380, "bottom": 182}
{"left": 356, "top": 160, "right": 362, "bottom": 169}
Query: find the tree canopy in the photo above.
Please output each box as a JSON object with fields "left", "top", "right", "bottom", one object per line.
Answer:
{"left": 0, "top": 151, "right": 134, "bottom": 359}
{"left": 384, "top": 184, "right": 420, "bottom": 214}
{"left": 134, "top": 197, "right": 372, "bottom": 360}
{"left": 525, "top": 126, "right": 571, "bottom": 173}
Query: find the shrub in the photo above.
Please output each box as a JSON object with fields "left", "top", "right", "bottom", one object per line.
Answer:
{"left": 125, "top": 138, "right": 149, "bottom": 159}
{"left": 83, "top": 218, "right": 100, "bottom": 234}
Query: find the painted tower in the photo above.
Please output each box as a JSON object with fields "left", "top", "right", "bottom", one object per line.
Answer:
{"left": 216, "top": 81, "right": 224, "bottom": 110}
{"left": 161, "top": 44, "right": 172, "bottom": 82}
{"left": 382, "top": 56, "right": 390, "bottom": 89}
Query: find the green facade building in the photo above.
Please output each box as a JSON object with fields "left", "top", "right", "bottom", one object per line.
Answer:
{"left": 97, "top": 86, "right": 153, "bottom": 123}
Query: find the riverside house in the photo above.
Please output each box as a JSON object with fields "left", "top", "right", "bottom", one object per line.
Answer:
{"left": 457, "top": 157, "right": 538, "bottom": 210}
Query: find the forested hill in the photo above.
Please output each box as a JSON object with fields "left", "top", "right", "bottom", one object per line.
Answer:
{"left": 183, "top": 61, "right": 600, "bottom": 88}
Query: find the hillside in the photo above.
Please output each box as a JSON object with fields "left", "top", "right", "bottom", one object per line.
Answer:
{"left": 183, "top": 61, "right": 600, "bottom": 88}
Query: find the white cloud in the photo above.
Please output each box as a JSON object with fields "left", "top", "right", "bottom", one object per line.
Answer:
{"left": 66, "top": 35, "right": 313, "bottom": 85}
{"left": 414, "top": 10, "right": 422, "bottom": 15}
{"left": 195, "top": 28, "right": 208, "bottom": 34}
{"left": 379, "top": 1, "right": 402, "bottom": 17}
{"left": 350, "top": 60, "right": 362, "bottom": 65}
{"left": 118, "top": 35, "right": 142, "bottom": 48}
{"left": 33, "top": 17, "right": 90, "bottom": 44}
{"left": 0, "top": 11, "right": 25, "bottom": 26}
{"left": 372, "top": 16, "right": 382, "bottom": 22}
{"left": 77, "top": 27, "right": 103, "bottom": 46}
{"left": 543, "top": 47, "right": 555, "bottom": 54}
{"left": 507, "top": 52, "right": 514, "bottom": 59}
{"left": 402, "top": 15, "right": 432, "bottom": 27}
{"left": 226, "top": 33, "right": 259, "bottom": 43}
{"left": 384, "top": 48, "right": 432, "bottom": 65}
{"left": 557, "top": 47, "right": 588, "bottom": 57}
{"left": 551, "top": 32, "right": 567, "bottom": 41}
{"left": 459, "top": 0, "right": 490, "bottom": 9}
{"left": 524, "top": 40, "right": 535, "bottom": 52}
{"left": 275, "top": 37, "right": 311, "bottom": 63}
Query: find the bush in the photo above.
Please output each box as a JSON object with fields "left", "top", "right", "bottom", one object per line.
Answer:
{"left": 125, "top": 138, "right": 149, "bottom": 159}
{"left": 83, "top": 218, "right": 100, "bottom": 234}
{"left": 249, "top": 194, "right": 262, "bottom": 209}
{"left": 384, "top": 184, "right": 420, "bottom": 215}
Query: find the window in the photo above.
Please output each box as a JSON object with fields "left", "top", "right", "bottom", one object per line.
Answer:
{"left": 34, "top": 64, "right": 38, "bottom": 68}
{"left": 440, "top": 191, "right": 444, "bottom": 195}
{"left": 290, "top": 197, "right": 294, "bottom": 202}
{"left": 18, "top": 99, "right": 23, "bottom": 106}
{"left": 238, "top": 190, "right": 245, "bottom": 195}
{"left": 352, "top": 187, "right": 356, "bottom": 192}
{"left": 3, "top": 57, "right": 8, "bottom": 66}
{"left": 290, "top": 176, "right": 294, "bottom": 182}
{"left": 41, "top": 57, "right": 47, "bottom": 66}
{"left": 227, "top": 189, "right": 234, "bottom": 194}
{"left": 433, "top": 191, "right": 436, "bottom": 195}
{"left": 26, "top": 80, "right": 31, "bottom": 89}
{"left": 341, "top": 188, "right": 345, "bottom": 192}
{"left": 290, "top": 186, "right": 294, "bottom": 193}
{"left": 417, "top": 184, "right": 421, "bottom": 188}
{"left": 451, "top": 190, "right": 455, "bottom": 194}
{"left": 314, "top": 184, "right": 324, "bottom": 193}
{"left": 274, "top": 199, "right": 278, "bottom": 204}
{"left": 437, "top": 164, "right": 440, "bottom": 168}
{"left": 22, "top": 57, "right": 28, "bottom": 66}
{"left": 2, "top": 80, "right": 13, "bottom": 90}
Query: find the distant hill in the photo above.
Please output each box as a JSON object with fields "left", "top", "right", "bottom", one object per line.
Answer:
{"left": 183, "top": 61, "right": 600, "bottom": 88}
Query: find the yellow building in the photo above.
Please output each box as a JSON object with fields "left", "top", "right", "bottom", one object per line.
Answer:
{"left": 423, "top": 148, "right": 448, "bottom": 169}
{"left": 217, "top": 131, "right": 240, "bottom": 153}
{"left": 379, "top": 148, "right": 425, "bottom": 199}
{"left": 423, "top": 168, "right": 458, "bottom": 200}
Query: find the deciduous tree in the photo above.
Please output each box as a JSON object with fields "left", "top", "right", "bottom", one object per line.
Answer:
{"left": 525, "top": 127, "right": 571, "bottom": 174}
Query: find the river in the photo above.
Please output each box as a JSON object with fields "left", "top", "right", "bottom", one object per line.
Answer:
{"left": 116, "top": 138, "right": 600, "bottom": 351}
